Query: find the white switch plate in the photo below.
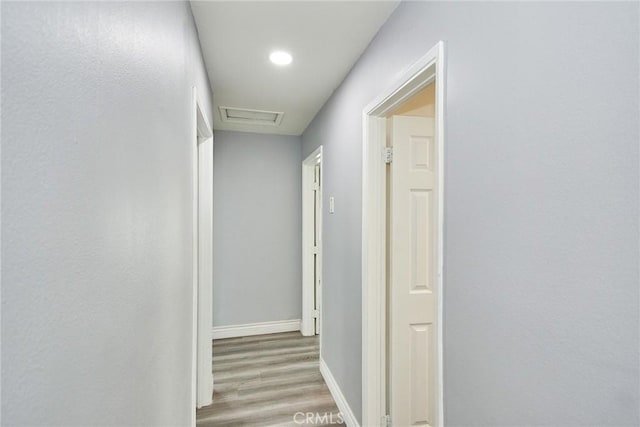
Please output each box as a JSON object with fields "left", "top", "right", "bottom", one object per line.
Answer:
{"left": 329, "top": 196, "right": 335, "bottom": 214}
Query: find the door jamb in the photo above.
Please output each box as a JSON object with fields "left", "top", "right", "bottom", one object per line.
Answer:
{"left": 301, "top": 146, "right": 323, "bottom": 337}
{"left": 361, "top": 41, "right": 445, "bottom": 426}
{"left": 191, "top": 87, "right": 214, "bottom": 424}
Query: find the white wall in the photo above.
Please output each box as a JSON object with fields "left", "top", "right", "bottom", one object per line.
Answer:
{"left": 213, "top": 131, "right": 302, "bottom": 327}
{"left": 302, "top": 1, "right": 639, "bottom": 425}
{"left": 1, "top": 2, "right": 213, "bottom": 424}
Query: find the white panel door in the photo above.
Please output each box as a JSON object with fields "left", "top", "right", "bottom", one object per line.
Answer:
{"left": 388, "top": 116, "right": 438, "bottom": 427}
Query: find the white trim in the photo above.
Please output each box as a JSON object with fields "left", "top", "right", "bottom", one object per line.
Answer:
{"left": 211, "top": 319, "right": 301, "bottom": 340}
{"left": 190, "top": 87, "right": 198, "bottom": 426}
{"left": 361, "top": 114, "right": 387, "bottom": 426}
{"left": 435, "top": 41, "right": 446, "bottom": 427}
{"left": 320, "top": 358, "right": 359, "bottom": 427}
{"left": 302, "top": 146, "right": 323, "bottom": 337}
{"left": 191, "top": 87, "right": 214, "bottom": 420}
{"left": 361, "top": 41, "right": 445, "bottom": 427}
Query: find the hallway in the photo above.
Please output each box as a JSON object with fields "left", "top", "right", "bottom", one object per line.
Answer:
{"left": 197, "top": 332, "right": 343, "bottom": 426}
{"left": 2, "top": 1, "right": 639, "bottom": 426}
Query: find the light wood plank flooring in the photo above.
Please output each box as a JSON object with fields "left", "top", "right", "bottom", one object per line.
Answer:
{"left": 196, "top": 331, "right": 344, "bottom": 426}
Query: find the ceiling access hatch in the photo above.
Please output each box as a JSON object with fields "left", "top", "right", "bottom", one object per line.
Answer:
{"left": 219, "top": 106, "right": 284, "bottom": 126}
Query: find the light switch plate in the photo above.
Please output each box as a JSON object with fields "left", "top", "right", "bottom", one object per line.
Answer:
{"left": 329, "top": 196, "right": 335, "bottom": 214}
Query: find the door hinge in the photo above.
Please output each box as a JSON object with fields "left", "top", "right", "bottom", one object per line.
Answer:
{"left": 383, "top": 414, "right": 392, "bottom": 427}
{"left": 312, "top": 246, "right": 319, "bottom": 254}
{"left": 312, "top": 309, "right": 319, "bottom": 318}
{"left": 383, "top": 147, "right": 393, "bottom": 164}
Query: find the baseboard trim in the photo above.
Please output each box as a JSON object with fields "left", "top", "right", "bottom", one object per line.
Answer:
{"left": 319, "top": 357, "right": 360, "bottom": 427}
{"left": 212, "top": 319, "right": 301, "bottom": 339}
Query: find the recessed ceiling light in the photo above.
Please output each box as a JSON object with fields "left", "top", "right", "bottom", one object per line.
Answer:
{"left": 269, "top": 50, "right": 292, "bottom": 66}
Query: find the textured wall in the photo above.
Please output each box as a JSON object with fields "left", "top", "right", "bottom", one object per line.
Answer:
{"left": 302, "top": 1, "right": 639, "bottom": 425}
{"left": 212, "top": 131, "right": 302, "bottom": 327}
{"left": 1, "top": 2, "right": 213, "bottom": 424}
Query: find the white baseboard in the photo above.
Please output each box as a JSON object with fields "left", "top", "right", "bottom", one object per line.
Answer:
{"left": 212, "top": 319, "right": 301, "bottom": 339}
{"left": 319, "top": 357, "right": 360, "bottom": 427}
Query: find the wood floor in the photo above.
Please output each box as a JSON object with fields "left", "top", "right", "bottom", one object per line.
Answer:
{"left": 196, "top": 331, "right": 344, "bottom": 426}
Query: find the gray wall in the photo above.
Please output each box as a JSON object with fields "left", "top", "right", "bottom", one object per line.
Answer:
{"left": 302, "top": 2, "right": 639, "bottom": 425}
{"left": 1, "top": 2, "right": 213, "bottom": 425}
{"left": 213, "top": 131, "right": 302, "bottom": 327}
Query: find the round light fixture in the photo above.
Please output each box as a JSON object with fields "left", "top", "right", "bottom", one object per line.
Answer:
{"left": 269, "top": 50, "right": 293, "bottom": 66}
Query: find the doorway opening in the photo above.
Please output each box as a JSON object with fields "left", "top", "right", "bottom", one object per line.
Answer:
{"left": 302, "top": 146, "right": 323, "bottom": 338}
{"left": 361, "top": 42, "right": 445, "bottom": 427}
{"left": 191, "top": 87, "right": 214, "bottom": 420}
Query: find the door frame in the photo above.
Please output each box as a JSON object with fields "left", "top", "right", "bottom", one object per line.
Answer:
{"left": 191, "top": 87, "right": 214, "bottom": 424}
{"left": 361, "top": 41, "right": 445, "bottom": 426}
{"left": 301, "top": 146, "right": 323, "bottom": 337}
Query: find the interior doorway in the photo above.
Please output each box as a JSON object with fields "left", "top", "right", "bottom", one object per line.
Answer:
{"left": 301, "top": 146, "right": 323, "bottom": 337}
{"left": 386, "top": 93, "right": 436, "bottom": 426}
{"left": 191, "top": 88, "right": 214, "bottom": 419}
{"left": 362, "top": 42, "right": 445, "bottom": 427}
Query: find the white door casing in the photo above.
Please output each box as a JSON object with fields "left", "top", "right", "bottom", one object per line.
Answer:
{"left": 314, "top": 162, "right": 322, "bottom": 335}
{"left": 362, "top": 41, "right": 444, "bottom": 426}
{"left": 388, "top": 116, "right": 437, "bottom": 426}
{"left": 191, "top": 88, "right": 214, "bottom": 420}
{"left": 197, "top": 133, "right": 214, "bottom": 408}
{"left": 302, "top": 147, "right": 323, "bottom": 337}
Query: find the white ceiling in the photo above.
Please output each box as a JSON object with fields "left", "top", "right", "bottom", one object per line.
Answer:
{"left": 190, "top": 1, "right": 399, "bottom": 136}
